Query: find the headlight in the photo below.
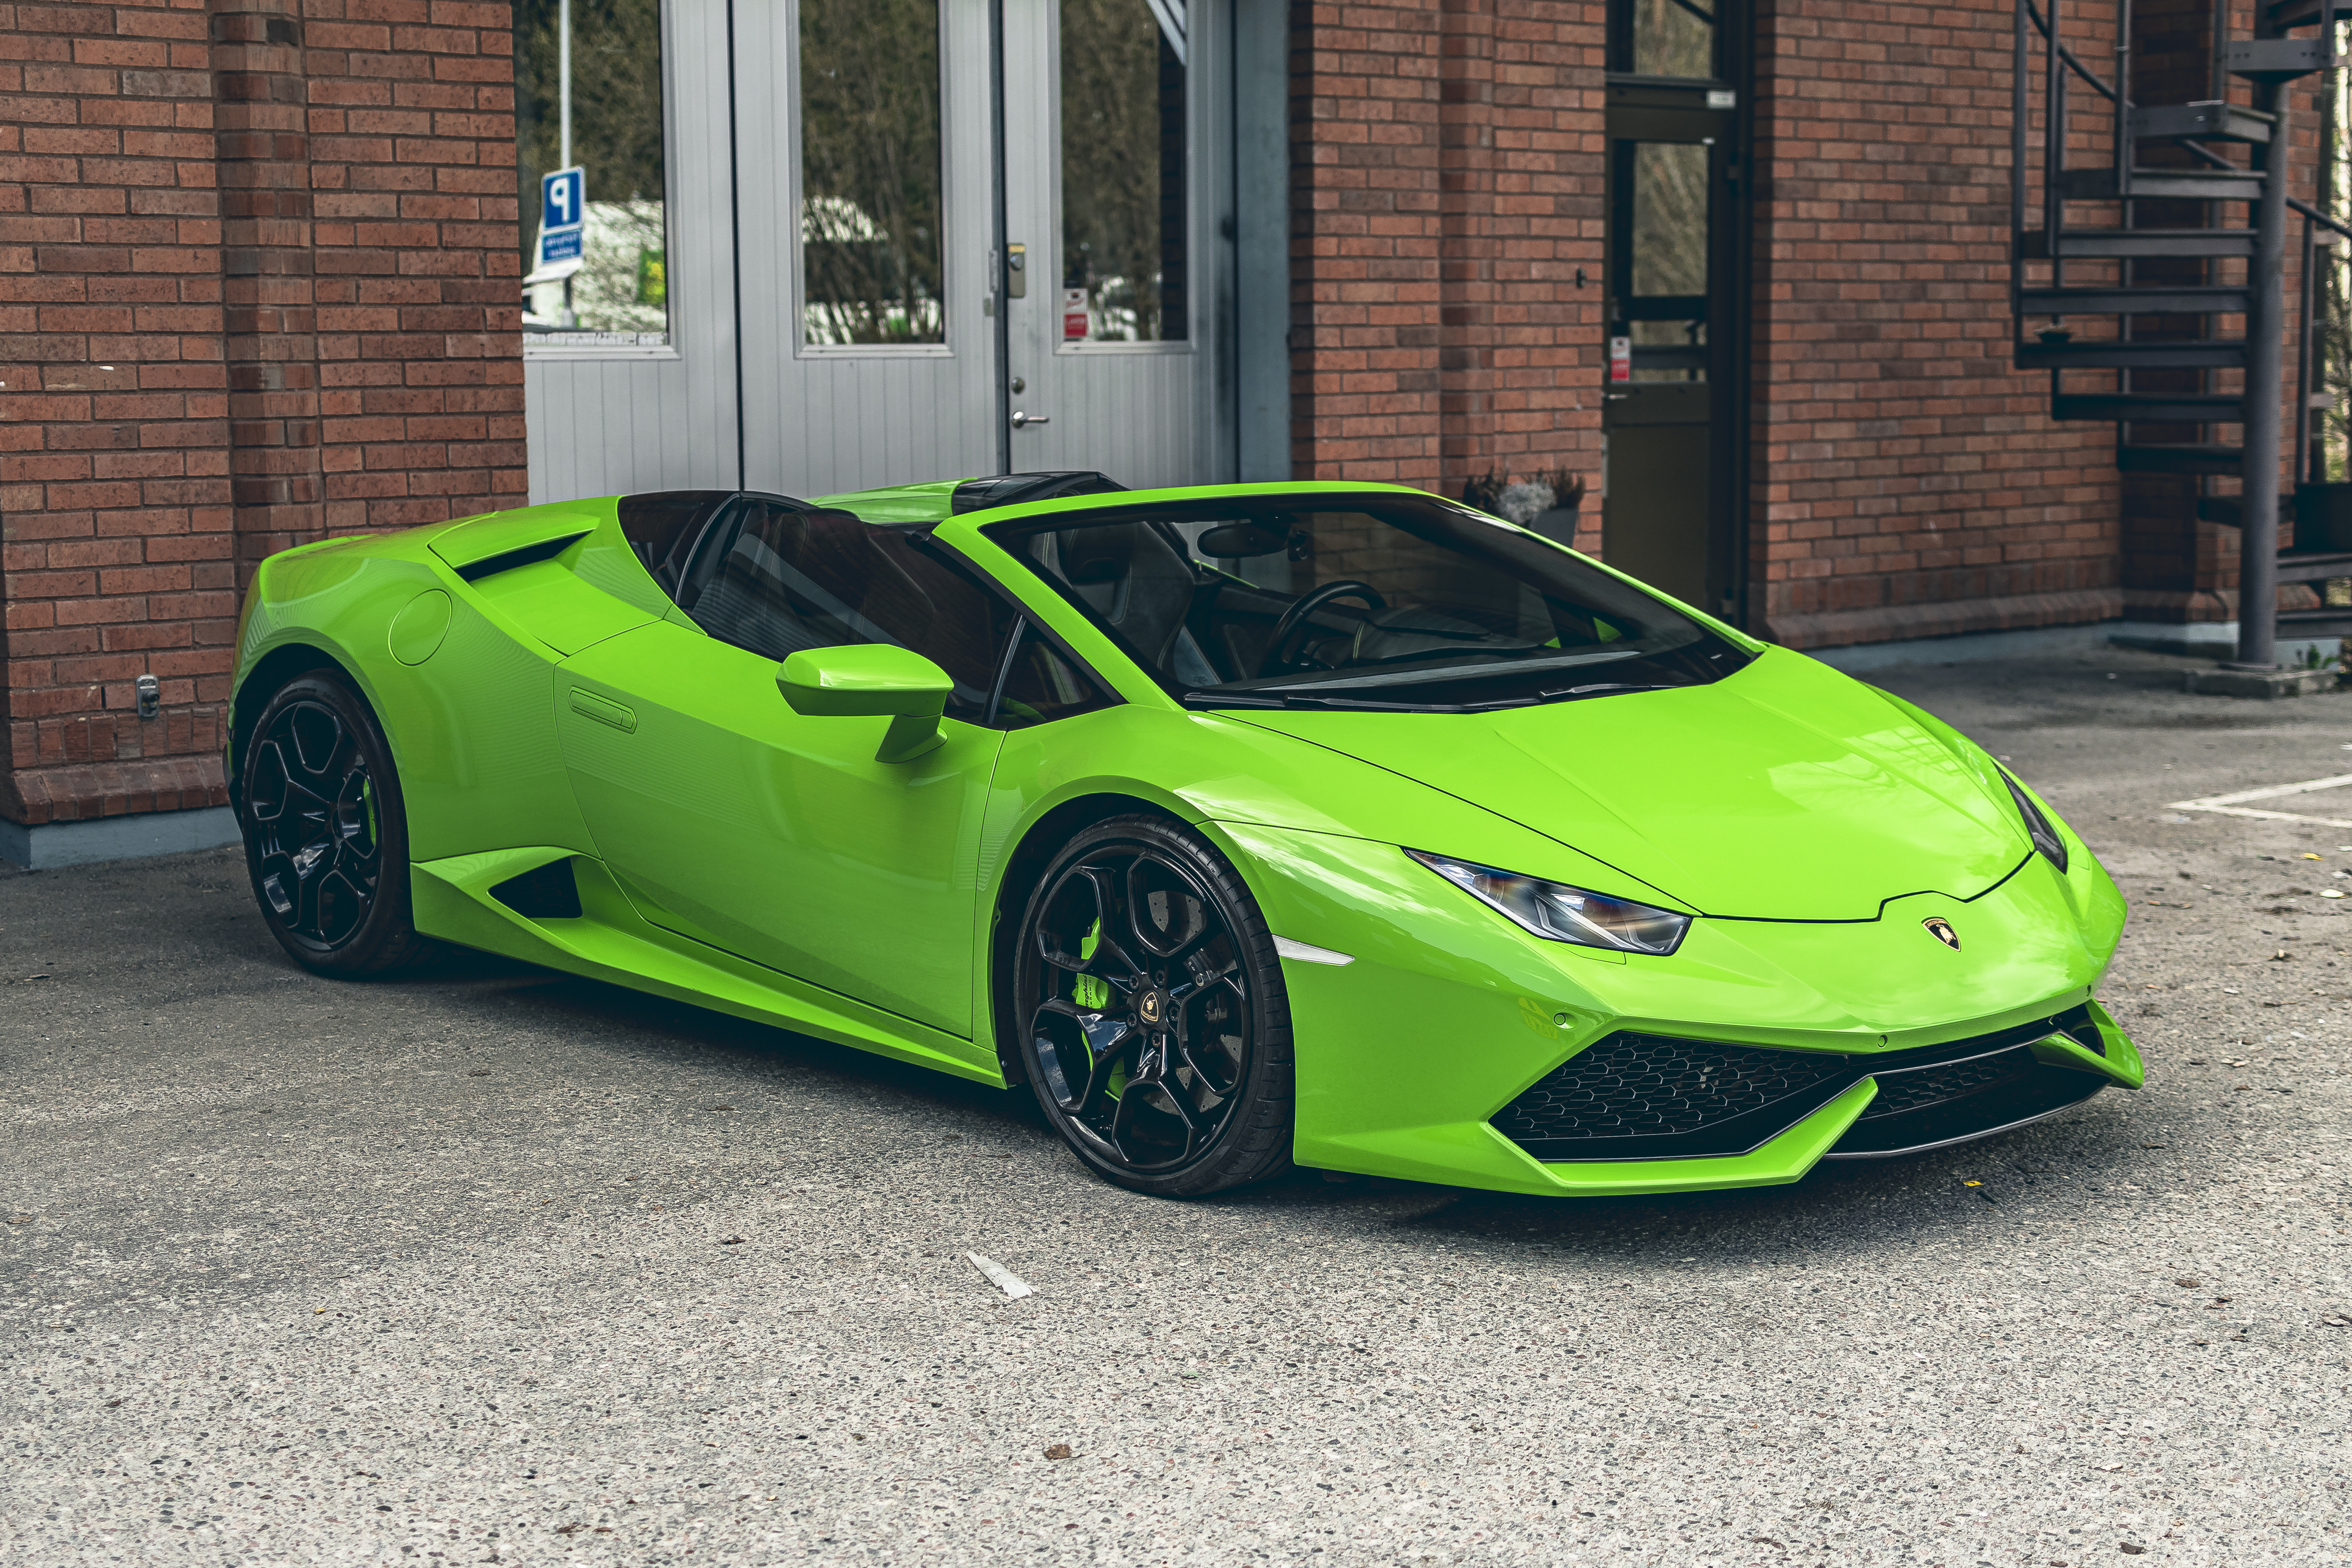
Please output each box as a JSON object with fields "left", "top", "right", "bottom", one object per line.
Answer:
{"left": 1406, "top": 850, "right": 1692, "bottom": 955}
{"left": 1999, "top": 770, "right": 2069, "bottom": 874}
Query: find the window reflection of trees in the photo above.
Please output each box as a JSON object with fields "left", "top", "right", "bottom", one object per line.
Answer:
{"left": 515, "top": 0, "right": 669, "bottom": 338}
{"left": 1060, "top": 0, "right": 1188, "bottom": 343}
{"left": 800, "top": 0, "right": 948, "bottom": 346}
{"left": 1630, "top": 142, "right": 1708, "bottom": 375}
{"left": 1632, "top": 0, "right": 1715, "bottom": 79}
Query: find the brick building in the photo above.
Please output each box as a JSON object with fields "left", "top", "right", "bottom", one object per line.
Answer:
{"left": 0, "top": 0, "right": 2313, "bottom": 863}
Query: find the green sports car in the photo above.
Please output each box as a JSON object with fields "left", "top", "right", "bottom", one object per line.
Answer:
{"left": 227, "top": 472, "right": 2141, "bottom": 1197}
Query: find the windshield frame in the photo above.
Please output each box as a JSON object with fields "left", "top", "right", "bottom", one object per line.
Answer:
{"left": 980, "top": 490, "right": 1756, "bottom": 711}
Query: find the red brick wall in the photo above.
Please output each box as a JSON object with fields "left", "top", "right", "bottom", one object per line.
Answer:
{"left": 1289, "top": 0, "right": 1605, "bottom": 549}
{"left": 0, "top": 0, "right": 521, "bottom": 831}
{"left": 1748, "top": 0, "right": 2127, "bottom": 649}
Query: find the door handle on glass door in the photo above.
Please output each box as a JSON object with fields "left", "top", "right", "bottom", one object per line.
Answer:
{"left": 1012, "top": 411, "right": 1051, "bottom": 428}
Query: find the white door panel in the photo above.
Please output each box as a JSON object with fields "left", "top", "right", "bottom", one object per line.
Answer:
{"left": 1000, "top": 0, "right": 1229, "bottom": 490}
{"left": 733, "top": 0, "right": 998, "bottom": 498}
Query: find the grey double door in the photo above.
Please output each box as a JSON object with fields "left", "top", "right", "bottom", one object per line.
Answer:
{"left": 733, "top": 0, "right": 1229, "bottom": 497}
{"left": 525, "top": 0, "right": 1232, "bottom": 506}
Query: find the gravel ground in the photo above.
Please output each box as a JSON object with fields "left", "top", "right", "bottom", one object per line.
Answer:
{"left": 2, "top": 645, "right": 2348, "bottom": 1567}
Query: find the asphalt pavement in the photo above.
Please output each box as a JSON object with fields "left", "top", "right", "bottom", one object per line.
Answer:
{"left": 2, "top": 644, "right": 2348, "bottom": 1566}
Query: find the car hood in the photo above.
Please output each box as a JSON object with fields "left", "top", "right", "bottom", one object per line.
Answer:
{"left": 1224, "top": 647, "right": 2030, "bottom": 921}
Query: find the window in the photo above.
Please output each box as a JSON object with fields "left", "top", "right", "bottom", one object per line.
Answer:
{"left": 1610, "top": 0, "right": 1718, "bottom": 78}
{"left": 996, "top": 624, "right": 1118, "bottom": 729}
{"left": 1060, "top": 0, "right": 1188, "bottom": 343}
{"left": 993, "top": 496, "right": 1751, "bottom": 710}
{"left": 516, "top": 0, "right": 672, "bottom": 349}
{"left": 673, "top": 502, "right": 1120, "bottom": 728}
{"left": 800, "top": 0, "right": 948, "bottom": 346}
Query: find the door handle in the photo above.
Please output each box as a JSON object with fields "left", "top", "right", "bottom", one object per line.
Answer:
{"left": 1012, "top": 411, "right": 1051, "bottom": 428}
{"left": 1604, "top": 393, "right": 1630, "bottom": 401}
{"left": 570, "top": 687, "right": 637, "bottom": 733}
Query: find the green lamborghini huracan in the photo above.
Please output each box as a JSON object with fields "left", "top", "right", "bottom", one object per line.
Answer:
{"left": 227, "top": 472, "right": 2141, "bottom": 1197}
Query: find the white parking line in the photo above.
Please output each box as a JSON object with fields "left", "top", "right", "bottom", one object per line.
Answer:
{"left": 2169, "top": 771, "right": 2352, "bottom": 828}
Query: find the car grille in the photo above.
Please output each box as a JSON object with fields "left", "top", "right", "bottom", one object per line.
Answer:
{"left": 1497, "top": 1002, "right": 2109, "bottom": 1162}
{"left": 1493, "top": 1033, "right": 1849, "bottom": 1146}
{"left": 1858, "top": 1047, "right": 2038, "bottom": 1120}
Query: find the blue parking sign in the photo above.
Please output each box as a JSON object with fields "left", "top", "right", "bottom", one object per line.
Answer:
{"left": 541, "top": 167, "right": 585, "bottom": 233}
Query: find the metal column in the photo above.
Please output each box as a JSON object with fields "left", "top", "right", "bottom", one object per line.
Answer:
{"left": 2236, "top": 94, "right": 2291, "bottom": 669}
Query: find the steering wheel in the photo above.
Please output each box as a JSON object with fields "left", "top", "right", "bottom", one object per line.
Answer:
{"left": 1259, "top": 580, "right": 1388, "bottom": 677}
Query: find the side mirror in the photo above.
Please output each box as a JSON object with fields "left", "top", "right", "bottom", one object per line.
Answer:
{"left": 777, "top": 644, "right": 954, "bottom": 763}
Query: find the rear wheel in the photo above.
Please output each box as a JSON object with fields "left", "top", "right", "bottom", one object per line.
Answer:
{"left": 1012, "top": 815, "right": 1293, "bottom": 1196}
{"left": 239, "top": 670, "right": 433, "bottom": 976}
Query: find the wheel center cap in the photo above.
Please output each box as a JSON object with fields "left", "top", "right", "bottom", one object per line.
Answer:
{"left": 1136, "top": 987, "right": 1169, "bottom": 1027}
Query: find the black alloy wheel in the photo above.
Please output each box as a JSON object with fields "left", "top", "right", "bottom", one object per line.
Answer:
{"left": 1013, "top": 815, "right": 1293, "bottom": 1196}
{"left": 239, "top": 670, "right": 432, "bottom": 976}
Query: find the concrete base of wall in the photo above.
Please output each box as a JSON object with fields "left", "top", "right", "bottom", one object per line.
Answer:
{"left": 1804, "top": 620, "right": 2123, "bottom": 672}
{"left": 2181, "top": 666, "right": 2343, "bottom": 699}
{"left": 0, "top": 806, "right": 242, "bottom": 871}
{"left": 2107, "top": 620, "right": 2342, "bottom": 666}
{"left": 1803, "top": 618, "right": 2345, "bottom": 676}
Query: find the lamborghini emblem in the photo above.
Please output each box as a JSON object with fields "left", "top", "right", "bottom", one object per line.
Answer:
{"left": 1921, "top": 916, "right": 1960, "bottom": 950}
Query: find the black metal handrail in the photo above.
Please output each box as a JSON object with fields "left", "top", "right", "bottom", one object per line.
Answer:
{"left": 2023, "top": 0, "right": 2122, "bottom": 102}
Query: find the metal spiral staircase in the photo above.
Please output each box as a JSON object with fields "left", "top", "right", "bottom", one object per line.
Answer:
{"left": 2013, "top": 0, "right": 2350, "bottom": 667}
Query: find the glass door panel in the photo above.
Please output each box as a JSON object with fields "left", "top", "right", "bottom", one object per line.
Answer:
{"left": 1060, "top": 0, "right": 1189, "bottom": 343}
{"left": 798, "top": 0, "right": 949, "bottom": 346}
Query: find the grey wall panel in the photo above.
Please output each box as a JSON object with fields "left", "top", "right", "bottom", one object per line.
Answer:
{"left": 524, "top": 0, "right": 741, "bottom": 504}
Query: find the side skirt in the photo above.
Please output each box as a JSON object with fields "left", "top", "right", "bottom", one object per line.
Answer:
{"left": 410, "top": 847, "right": 1005, "bottom": 1086}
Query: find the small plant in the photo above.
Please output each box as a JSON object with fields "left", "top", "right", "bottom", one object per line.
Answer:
{"left": 1462, "top": 468, "right": 1587, "bottom": 522}
{"left": 1461, "top": 470, "right": 1506, "bottom": 515}
{"left": 2291, "top": 642, "right": 2342, "bottom": 671}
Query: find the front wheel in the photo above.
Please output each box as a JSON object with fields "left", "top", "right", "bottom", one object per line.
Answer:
{"left": 239, "top": 669, "right": 434, "bottom": 977}
{"left": 1011, "top": 815, "right": 1294, "bottom": 1197}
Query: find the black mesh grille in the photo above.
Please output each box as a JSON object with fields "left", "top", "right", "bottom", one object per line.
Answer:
{"left": 1860, "top": 1047, "right": 2038, "bottom": 1119}
{"left": 1493, "top": 1033, "right": 1849, "bottom": 1145}
{"left": 1497, "top": 1001, "right": 2113, "bottom": 1162}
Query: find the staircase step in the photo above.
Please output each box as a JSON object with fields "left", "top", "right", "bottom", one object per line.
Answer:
{"left": 2194, "top": 501, "right": 2352, "bottom": 541}
{"left": 2052, "top": 393, "right": 2243, "bottom": 422}
{"left": 2015, "top": 338, "right": 2249, "bottom": 370}
{"left": 2277, "top": 549, "right": 2352, "bottom": 583}
{"left": 2267, "top": 0, "right": 2338, "bottom": 30}
{"left": 2022, "top": 227, "right": 2259, "bottom": 259}
{"left": 2131, "top": 101, "right": 2275, "bottom": 144}
{"left": 2060, "top": 167, "right": 2264, "bottom": 202}
{"left": 2019, "top": 285, "right": 2252, "bottom": 315}
{"left": 2223, "top": 37, "right": 2331, "bottom": 81}
{"left": 2118, "top": 444, "right": 2245, "bottom": 474}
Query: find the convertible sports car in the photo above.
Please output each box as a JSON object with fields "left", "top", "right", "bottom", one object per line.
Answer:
{"left": 227, "top": 472, "right": 2142, "bottom": 1197}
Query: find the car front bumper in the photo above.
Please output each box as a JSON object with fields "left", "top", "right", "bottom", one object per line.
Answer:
{"left": 1215, "top": 820, "right": 2139, "bottom": 1198}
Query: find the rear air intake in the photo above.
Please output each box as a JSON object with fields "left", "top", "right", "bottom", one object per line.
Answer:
{"left": 455, "top": 531, "right": 591, "bottom": 582}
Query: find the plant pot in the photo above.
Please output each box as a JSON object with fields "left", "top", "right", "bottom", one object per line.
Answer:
{"left": 1529, "top": 506, "right": 1580, "bottom": 546}
{"left": 2293, "top": 484, "right": 2352, "bottom": 552}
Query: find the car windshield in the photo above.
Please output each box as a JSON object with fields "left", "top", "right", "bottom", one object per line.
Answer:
{"left": 986, "top": 494, "right": 1752, "bottom": 709}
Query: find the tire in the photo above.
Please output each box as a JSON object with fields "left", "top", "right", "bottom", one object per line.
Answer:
{"left": 238, "top": 669, "right": 434, "bottom": 977}
{"left": 1011, "top": 814, "right": 1294, "bottom": 1197}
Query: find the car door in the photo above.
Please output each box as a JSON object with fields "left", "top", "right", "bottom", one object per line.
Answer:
{"left": 553, "top": 498, "right": 1024, "bottom": 1039}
